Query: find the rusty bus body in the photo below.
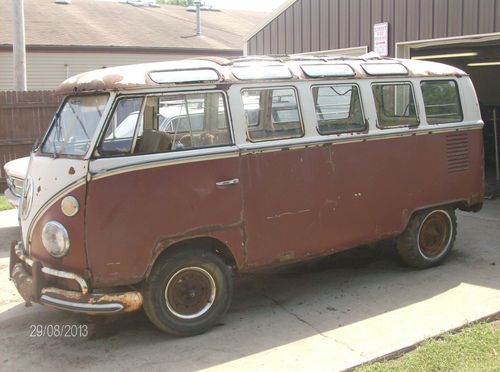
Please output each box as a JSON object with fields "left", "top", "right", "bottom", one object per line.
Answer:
{"left": 10, "top": 55, "right": 484, "bottom": 335}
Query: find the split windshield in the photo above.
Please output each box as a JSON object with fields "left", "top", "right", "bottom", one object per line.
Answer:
{"left": 42, "top": 95, "right": 108, "bottom": 156}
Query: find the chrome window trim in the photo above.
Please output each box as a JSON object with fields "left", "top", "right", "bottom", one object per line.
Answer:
{"left": 240, "top": 85, "right": 306, "bottom": 143}
{"left": 94, "top": 89, "right": 235, "bottom": 158}
{"left": 310, "top": 82, "right": 367, "bottom": 135}
{"left": 371, "top": 81, "right": 421, "bottom": 129}
{"left": 420, "top": 79, "right": 464, "bottom": 125}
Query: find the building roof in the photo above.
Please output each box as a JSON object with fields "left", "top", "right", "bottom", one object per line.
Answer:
{"left": 0, "top": 0, "right": 268, "bottom": 51}
{"left": 55, "top": 54, "right": 468, "bottom": 95}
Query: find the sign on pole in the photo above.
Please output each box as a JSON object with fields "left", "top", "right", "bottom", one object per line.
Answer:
{"left": 373, "top": 22, "right": 389, "bottom": 57}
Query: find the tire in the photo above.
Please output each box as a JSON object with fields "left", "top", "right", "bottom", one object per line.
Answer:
{"left": 397, "top": 207, "right": 457, "bottom": 269}
{"left": 143, "top": 248, "right": 233, "bottom": 336}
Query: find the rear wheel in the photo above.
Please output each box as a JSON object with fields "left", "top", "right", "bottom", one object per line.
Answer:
{"left": 397, "top": 208, "right": 457, "bottom": 268}
{"left": 143, "top": 248, "right": 233, "bottom": 336}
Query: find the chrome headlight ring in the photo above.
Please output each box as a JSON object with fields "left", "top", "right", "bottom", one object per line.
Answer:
{"left": 41, "top": 221, "right": 71, "bottom": 258}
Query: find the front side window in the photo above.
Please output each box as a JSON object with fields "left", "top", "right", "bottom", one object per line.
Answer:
{"left": 101, "top": 97, "right": 144, "bottom": 154}
{"left": 242, "top": 87, "right": 303, "bottom": 141}
{"left": 421, "top": 80, "right": 462, "bottom": 124}
{"left": 313, "top": 84, "right": 365, "bottom": 134}
{"left": 99, "top": 92, "right": 232, "bottom": 156}
{"left": 42, "top": 95, "right": 108, "bottom": 156}
{"left": 372, "top": 83, "right": 419, "bottom": 128}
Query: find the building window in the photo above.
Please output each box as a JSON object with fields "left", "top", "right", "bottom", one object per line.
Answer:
{"left": 312, "top": 84, "right": 365, "bottom": 134}
{"left": 372, "top": 83, "right": 419, "bottom": 128}
{"left": 242, "top": 87, "right": 303, "bottom": 142}
{"left": 421, "top": 80, "right": 463, "bottom": 124}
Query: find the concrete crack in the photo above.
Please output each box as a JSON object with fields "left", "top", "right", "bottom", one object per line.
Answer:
{"left": 258, "top": 292, "right": 329, "bottom": 338}
{"left": 257, "top": 291, "right": 368, "bottom": 359}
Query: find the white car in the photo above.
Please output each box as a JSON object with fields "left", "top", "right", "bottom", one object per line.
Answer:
{"left": 3, "top": 156, "right": 29, "bottom": 207}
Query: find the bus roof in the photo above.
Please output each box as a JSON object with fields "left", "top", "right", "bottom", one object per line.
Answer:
{"left": 55, "top": 54, "right": 467, "bottom": 95}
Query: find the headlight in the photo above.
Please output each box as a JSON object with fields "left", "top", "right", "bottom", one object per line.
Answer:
{"left": 42, "top": 221, "right": 70, "bottom": 258}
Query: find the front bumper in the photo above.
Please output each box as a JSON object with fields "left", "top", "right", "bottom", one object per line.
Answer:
{"left": 10, "top": 241, "right": 143, "bottom": 314}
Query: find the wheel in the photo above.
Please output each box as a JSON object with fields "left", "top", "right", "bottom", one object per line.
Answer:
{"left": 397, "top": 207, "right": 457, "bottom": 268}
{"left": 143, "top": 248, "right": 233, "bottom": 336}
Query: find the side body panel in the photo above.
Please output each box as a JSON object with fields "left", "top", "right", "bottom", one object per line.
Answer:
{"left": 241, "top": 128, "right": 483, "bottom": 269}
{"left": 86, "top": 154, "right": 243, "bottom": 288}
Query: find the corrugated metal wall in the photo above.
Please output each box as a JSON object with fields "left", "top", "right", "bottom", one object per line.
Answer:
{"left": 247, "top": 0, "right": 500, "bottom": 56}
{"left": 0, "top": 51, "right": 220, "bottom": 91}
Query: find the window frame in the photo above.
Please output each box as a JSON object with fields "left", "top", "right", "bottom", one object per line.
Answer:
{"left": 240, "top": 85, "right": 305, "bottom": 143}
{"left": 420, "top": 79, "right": 463, "bottom": 125}
{"left": 40, "top": 93, "right": 110, "bottom": 160}
{"left": 311, "top": 82, "right": 367, "bottom": 135}
{"left": 371, "top": 81, "right": 420, "bottom": 129}
{"left": 95, "top": 89, "right": 234, "bottom": 158}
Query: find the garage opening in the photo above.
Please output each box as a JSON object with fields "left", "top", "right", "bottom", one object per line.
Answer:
{"left": 398, "top": 35, "right": 500, "bottom": 199}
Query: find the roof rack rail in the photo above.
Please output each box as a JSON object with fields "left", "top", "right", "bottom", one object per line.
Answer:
{"left": 224, "top": 56, "right": 283, "bottom": 65}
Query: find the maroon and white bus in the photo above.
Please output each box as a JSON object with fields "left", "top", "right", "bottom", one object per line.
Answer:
{"left": 10, "top": 55, "right": 484, "bottom": 336}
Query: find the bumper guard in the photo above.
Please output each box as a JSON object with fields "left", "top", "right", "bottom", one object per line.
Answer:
{"left": 10, "top": 241, "right": 143, "bottom": 314}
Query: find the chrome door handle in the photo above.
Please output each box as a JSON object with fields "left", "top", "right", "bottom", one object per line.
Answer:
{"left": 215, "top": 178, "right": 239, "bottom": 187}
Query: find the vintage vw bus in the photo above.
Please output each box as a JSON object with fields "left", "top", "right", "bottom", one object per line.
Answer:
{"left": 10, "top": 55, "right": 484, "bottom": 336}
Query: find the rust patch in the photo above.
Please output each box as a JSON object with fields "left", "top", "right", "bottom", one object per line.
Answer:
{"left": 68, "top": 167, "right": 76, "bottom": 175}
{"left": 41, "top": 287, "right": 143, "bottom": 313}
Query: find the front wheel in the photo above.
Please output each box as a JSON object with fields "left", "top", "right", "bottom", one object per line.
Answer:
{"left": 397, "top": 207, "right": 457, "bottom": 268}
{"left": 143, "top": 248, "right": 233, "bottom": 336}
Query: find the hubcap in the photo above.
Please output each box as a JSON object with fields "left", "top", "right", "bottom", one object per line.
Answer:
{"left": 165, "top": 267, "right": 216, "bottom": 319}
{"left": 418, "top": 210, "right": 452, "bottom": 259}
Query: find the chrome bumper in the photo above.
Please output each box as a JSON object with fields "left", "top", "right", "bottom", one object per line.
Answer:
{"left": 10, "top": 241, "right": 143, "bottom": 314}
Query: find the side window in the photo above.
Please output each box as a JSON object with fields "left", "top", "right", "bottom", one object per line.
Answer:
{"left": 156, "top": 92, "right": 232, "bottom": 152}
{"left": 372, "top": 83, "right": 419, "bottom": 128}
{"left": 421, "top": 80, "right": 463, "bottom": 124}
{"left": 100, "top": 97, "right": 144, "bottom": 154}
{"left": 242, "top": 87, "right": 303, "bottom": 141}
{"left": 313, "top": 84, "right": 365, "bottom": 134}
{"left": 99, "top": 92, "right": 232, "bottom": 156}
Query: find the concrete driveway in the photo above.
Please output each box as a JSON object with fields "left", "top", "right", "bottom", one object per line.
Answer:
{"left": 1, "top": 202, "right": 499, "bottom": 371}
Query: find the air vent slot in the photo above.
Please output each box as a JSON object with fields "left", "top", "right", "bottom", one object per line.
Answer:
{"left": 446, "top": 132, "right": 469, "bottom": 173}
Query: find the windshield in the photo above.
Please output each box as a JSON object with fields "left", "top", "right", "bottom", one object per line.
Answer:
{"left": 42, "top": 95, "right": 108, "bottom": 156}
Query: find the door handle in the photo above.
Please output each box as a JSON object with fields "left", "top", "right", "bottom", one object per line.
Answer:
{"left": 215, "top": 178, "right": 240, "bottom": 187}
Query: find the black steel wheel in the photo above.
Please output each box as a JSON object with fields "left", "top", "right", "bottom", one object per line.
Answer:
{"left": 143, "top": 248, "right": 233, "bottom": 336}
{"left": 397, "top": 208, "right": 457, "bottom": 268}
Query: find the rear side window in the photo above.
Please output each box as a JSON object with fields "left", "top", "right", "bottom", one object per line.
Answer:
{"left": 372, "top": 83, "right": 419, "bottom": 128}
{"left": 242, "top": 87, "right": 303, "bottom": 142}
{"left": 421, "top": 80, "right": 463, "bottom": 124}
{"left": 313, "top": 84, "right": 365, "bottom": 134}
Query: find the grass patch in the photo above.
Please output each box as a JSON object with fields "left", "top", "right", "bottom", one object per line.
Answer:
{"left": 356, "top": 322, "right": 500, "bottom": 372}
{"left": 0, "top": 194, "right": 14, "bottom": 211}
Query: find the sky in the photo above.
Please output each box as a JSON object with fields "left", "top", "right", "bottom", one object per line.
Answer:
{"left": 206, "top": 0, "right": 288, "bottom": 12}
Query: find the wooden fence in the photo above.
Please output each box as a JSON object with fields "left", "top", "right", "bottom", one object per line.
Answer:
{"left": 0, "top": 91, "right": 60, "bottom": 187}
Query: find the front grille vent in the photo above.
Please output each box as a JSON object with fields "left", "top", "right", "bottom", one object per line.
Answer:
{"left": 446, "top": 132, "right": 470, "bottom": 173}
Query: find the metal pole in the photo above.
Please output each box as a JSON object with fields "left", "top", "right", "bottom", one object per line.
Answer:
{"left": 195, "top": 0, "right": 201, "bottom": 36}
{"left": 12, "top": 0, "right": 27, "bottom": 91}
{"left": 493, "top": 108, "right": 499, "bottom": 182}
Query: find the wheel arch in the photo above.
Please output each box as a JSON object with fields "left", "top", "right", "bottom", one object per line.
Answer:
{"left": 145, "top": 236, "right": 238, "bottom": 280}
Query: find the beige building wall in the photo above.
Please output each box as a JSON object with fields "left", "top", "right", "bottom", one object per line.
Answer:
{"left": 0, "top": 51, "right": 199, "bottom": 91}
